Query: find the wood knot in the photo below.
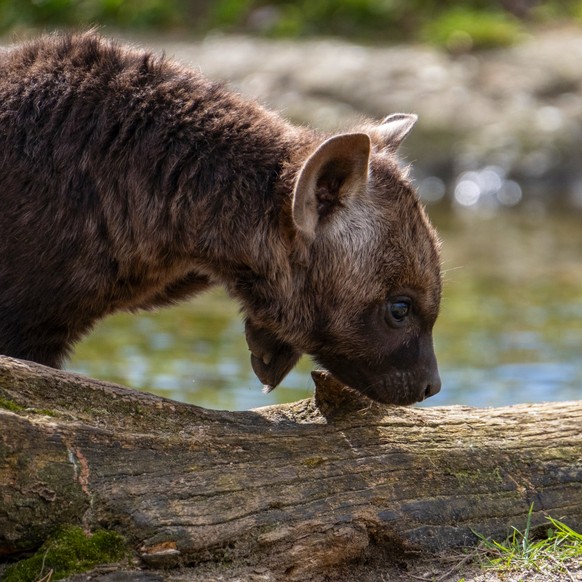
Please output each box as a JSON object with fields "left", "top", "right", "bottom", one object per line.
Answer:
{"left": 312, "top": 370, "right": 373, "bottom": 418}
{"left": 140, "top": 540, "right": 181, "bottom": 568}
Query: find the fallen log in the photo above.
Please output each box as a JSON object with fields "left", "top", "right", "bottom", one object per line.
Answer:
{"left": 0, "top": 355, "right": 581, "bottom": 579}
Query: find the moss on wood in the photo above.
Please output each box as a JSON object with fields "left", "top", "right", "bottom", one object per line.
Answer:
{"left": 3, "top": 526, "right": 129, "bottom": 582}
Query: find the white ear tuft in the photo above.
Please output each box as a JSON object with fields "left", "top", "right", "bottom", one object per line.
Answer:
{"left": 376, "top": 113, "right": 417, "bottom": 150}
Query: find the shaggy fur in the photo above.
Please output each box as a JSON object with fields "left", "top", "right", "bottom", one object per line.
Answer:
{"left": 0, "top": 32, "right": 442, "bottom": 404}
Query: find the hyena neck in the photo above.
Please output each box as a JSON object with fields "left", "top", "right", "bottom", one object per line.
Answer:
{"left": 181, "top": 114, "right": 317, "bottom": 304}
{"left": 200, "top": 136, "right": 311, "bottom": 314}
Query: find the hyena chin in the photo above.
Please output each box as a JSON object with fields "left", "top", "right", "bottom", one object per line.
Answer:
{"left": 0, "top": 32, "right": 442, "bottom": 406}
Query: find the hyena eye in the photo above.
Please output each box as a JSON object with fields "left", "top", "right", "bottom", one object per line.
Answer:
{"left": 386, "top": 298, "right": 411, "bottom": 327}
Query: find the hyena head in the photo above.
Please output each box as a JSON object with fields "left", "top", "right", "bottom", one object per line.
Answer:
{"left": 246, "top": 114, "right": 442, "bottom": 406}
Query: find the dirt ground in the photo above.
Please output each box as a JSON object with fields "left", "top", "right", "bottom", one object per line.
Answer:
{"left": 51, "top": 551, "right": 582, "bottom": 582}
{"left": 330, "top": 554, "right": 582, "bottom": 582}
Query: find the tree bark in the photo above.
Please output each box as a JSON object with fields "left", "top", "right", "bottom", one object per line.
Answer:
{"left": 1, "top": 355, "right": 581, "bottom": 579}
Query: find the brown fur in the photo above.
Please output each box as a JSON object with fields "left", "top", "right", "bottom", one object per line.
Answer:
{"left": 0, "top": 32, "right": 442, "bottom": 404}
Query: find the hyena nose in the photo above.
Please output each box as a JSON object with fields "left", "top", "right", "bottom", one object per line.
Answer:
{"left": 421, "top": 374, "right": 442, "bottom": 401}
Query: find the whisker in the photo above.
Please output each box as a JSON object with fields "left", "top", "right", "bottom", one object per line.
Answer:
{"left": 441, "top": 265, "right": 464, "bottom": 275}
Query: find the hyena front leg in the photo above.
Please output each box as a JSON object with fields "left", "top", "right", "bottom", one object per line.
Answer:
{"left": 244, "top": 319, "right": 301, "bottom": 391}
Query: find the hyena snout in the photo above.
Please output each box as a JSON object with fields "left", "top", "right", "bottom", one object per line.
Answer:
{"left": 421, "top": 368, "right": 442, "bottom": 401}
{"left": 364, "top": 358, "right": 442, "bottom": 405}
{"left": 360, "top": 361, "right": 442, "bottom": 405}
{"left": 410, "top": 335, "right": 441, "bottom": 403}
{"left": 313, "top": 331, "right": 442, "bottom": 405}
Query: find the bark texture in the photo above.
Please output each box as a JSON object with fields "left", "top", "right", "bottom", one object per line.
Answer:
{"left": 0, "top": 356, "right": 581, "bottom": 579}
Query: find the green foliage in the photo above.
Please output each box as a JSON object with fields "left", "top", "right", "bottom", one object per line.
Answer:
{"left": 3, "top": 526, "right": 129, "bottom": 582}
{"left": 0, "top": 0, "right": 179, "bottom": 31}
{"left": 249, "top": 0, "right": 408, "bottom": 40}
{"left": 1, "top": 0, "right": 581, "bottom": 48}
{"left": 199, "top": 0, "right": 562, "bottom": 47}
{"left": 473, "top": 504, "right": 582, "bottom": 575}
{"left": 208, "top": 0, "right": 254, "bottom": 28}
{"left": 532, "top": 0, "right": 582, "bottom": 22}
{"left": 421, "top": 7, "right": 524, "bottom": 51}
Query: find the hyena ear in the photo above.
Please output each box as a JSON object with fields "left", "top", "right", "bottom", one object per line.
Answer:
{"left": 375, "top": 113, "right": 417, "bottom": 150}
{"left": 292, "top": 133, "right": 371, "bottom": 244}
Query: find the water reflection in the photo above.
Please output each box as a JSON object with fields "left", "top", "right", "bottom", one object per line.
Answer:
{"left": 69, "top": 209, "right": 582, "bottom": 410}
{"left": 437, "top": 165, "right": 523, "bottom": 209}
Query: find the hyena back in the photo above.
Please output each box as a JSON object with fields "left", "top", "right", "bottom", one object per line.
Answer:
{"left": 0, "top": 32, "right": 442, "bottom": 405}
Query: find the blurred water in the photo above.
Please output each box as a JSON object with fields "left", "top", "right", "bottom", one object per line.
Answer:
{"left": 69, "top": 207, "right": 582, "bottom": 410}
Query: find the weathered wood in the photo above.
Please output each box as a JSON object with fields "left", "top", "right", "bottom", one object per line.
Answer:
{"left": 1, "top": 355, "right": 581, "bottom": 578}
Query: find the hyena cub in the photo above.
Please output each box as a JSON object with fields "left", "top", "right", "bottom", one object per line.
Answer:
{"left": 0, "top": 32, "right": 442, "bottom": 405}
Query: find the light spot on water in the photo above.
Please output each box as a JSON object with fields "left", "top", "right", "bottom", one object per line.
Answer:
{"left": 418, "top": 176, "right": 446, "bottom": 202}
{"left": 496, "top": 180, "right": 522, "bottom": 206}
{"left": 453, "top": 166, "right": 523, "bottom": 209}
{"left": 536, "top": 106, "right": 563, "bottom": 133}
{"left": 454, "top": 176, "right": 481, "bottom": 206}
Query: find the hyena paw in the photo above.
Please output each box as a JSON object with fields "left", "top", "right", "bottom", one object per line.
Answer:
{"left": 244, "top": 320, "right": 301, "bottom": 391}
